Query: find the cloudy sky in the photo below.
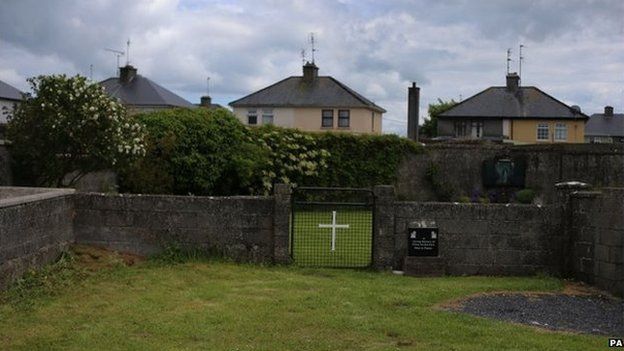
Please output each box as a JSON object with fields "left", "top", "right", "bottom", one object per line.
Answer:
{"left": 1, "top": 0, "right": 622, "bottom": 134}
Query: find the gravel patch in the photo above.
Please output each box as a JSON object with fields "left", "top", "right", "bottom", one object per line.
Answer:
{"left": 453, "top": 293, "right": 623, "bottom": 335}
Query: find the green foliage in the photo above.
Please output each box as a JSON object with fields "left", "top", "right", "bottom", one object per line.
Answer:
{"left": 252, "top": 125, "right": 330, "bottom": 194}
{"left": 7, "top": 74, "right": 145, "bottom": 187}
{"left": 420, "top": 98, "right": 458, "bottom": 138}
{"left": 424, "top": 162, "right": 456, "bottom": 201}
{"left": 118, "top": 108, "right": 268, "bottom": 195}
{"left": 516, "top": 188, "right": 536, "bottom": 204}
{"left": 311, "top": 133, "right": 421, "bottom": 188}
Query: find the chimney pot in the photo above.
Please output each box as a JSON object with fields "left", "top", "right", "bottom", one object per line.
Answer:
{"left": 506, "top": 73, "right": 519, "bottom": 92}
{"left": 119, "top": 65, "right": 137, "bottom": 84}
{"left": 604, "top": 106, "right": 614, "bottom": 117}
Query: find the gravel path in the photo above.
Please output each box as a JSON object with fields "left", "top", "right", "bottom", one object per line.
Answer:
{"left": 453, "top": 293, "right": 623, "bottom": 335}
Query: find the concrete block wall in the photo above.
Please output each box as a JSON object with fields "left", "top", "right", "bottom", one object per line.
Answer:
{"left": 569, "top": 188, "right": 623, "bottom": 296}
{"left": 0, "top": 189, "right": 75, "bottom": 289}
{"left": 73, "top": 193, "right": 278, "bottom": 263}
{"left": 393, "top": 202, "right": 562, "bottom": 276}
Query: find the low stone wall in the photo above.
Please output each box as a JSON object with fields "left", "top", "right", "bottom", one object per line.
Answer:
{"left": 568, "top": 188, "right": 623, "bottom": 296}
{"left": 396, "top": 143, "right": 624, "bottom": 203}
{"left": 0, "top": 187, "right": 75, "bottom": 289}
{"left": 74, "top": 193, "right": 278, "bottom": 263}
{"left": 0, "top": 142, "right": 11, "bottom": 186}
{"left": 392, "top": 202, "right": 562, "bottom": 275}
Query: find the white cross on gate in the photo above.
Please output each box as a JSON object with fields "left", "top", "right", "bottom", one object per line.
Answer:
{"left": 318, "top": 211, "right": 350, "bottom": 251}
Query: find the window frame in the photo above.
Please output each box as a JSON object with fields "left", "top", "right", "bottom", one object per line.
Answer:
{"left": 247, "top": 109, "right": 258, "bottom": 125}
{"left": 321, "top": 109, "right": 334, "bottom": 128}
{"left": 261, "top": 108, "right": 274, "bottom": 125}
{"left": 338, "top": 109, "right": 350, "bottom": 128}
{"left": 554, "top": 122, "right": 567, "bottom": 141}
{"left": 537, "top": 123, "right": 550, "bottom": 141}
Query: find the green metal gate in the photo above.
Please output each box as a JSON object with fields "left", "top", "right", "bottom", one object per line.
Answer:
{"left": 290, "top": 187, "right": 374, "bottom": 268}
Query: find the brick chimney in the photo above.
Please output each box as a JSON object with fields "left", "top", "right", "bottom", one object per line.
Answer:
{"left": 604, "top": 106, "right": 614, "bottom": 117}
{"left": 407, "top": 82, "right": 420, "bottom": 142}
{"left": 302, "top": 62, "right": 318, "bottom": 83}
{"left": 200, "top": 96, "right": 212, "bottom": 108}
{"left": 119, "top": 65, "right": 137, "bottom": 84}
{"left": 506, "top": 72, "right": 520, "bottom": 93}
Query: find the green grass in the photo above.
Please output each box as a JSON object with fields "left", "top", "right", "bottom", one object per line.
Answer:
{"left": 292, "top": 209, "right": 372, "bottom": 267}
{"left": 0, "top": 254, "right": 604, "bottom": 350}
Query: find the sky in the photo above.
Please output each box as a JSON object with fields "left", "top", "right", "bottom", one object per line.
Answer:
{"left": 0, "top": 0, "right": 622, "bottom": 135}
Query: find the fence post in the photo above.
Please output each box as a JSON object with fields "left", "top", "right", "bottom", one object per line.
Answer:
{"left": 273, "top": 183, "right": 292, "bottom": 264}
{"left": 373, "top": 185, "right": 396, "bottom": 270}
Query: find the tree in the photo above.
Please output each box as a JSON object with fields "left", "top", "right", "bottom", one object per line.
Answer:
{"left": 7, "top": 74, "right": 145, "bottom": 187}
{"left": 419, "top": 98, "right": 458, "bottom": 138}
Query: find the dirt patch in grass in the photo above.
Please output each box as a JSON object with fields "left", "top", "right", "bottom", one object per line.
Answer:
{"left": 71, "top": 244, "right": 144, "bottom": 271}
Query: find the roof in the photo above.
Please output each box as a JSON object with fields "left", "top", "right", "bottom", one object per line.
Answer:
{"left": 585, "top": 112, "right": 624, "bottom": 137}
{"left": 0, "top": 80, "right": 23, "bottom": 101}
{"left": 229, "top": 76, "right": 386, "bottom": 113}
{"left": 99, "top": 75, "right": 194, "bottom": 108}
{"left": 440, "top": 86, "right": 588, "bottom": 120}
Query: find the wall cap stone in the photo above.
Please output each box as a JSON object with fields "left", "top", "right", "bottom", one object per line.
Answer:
{"left": 0, "top": 187, "right": 75, "bottom": 208}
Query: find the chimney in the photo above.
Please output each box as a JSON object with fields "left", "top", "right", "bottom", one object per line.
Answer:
{"left": 119, "top": 65, "right": 137, "bottom": 84}
{"left": 200, "top": 96, "right": 212, "bottom": 108}
{"left": 407, "top": 82, "right": 420, "bottom": 142}
{"left": 506, "top": 72, "right": 520, "bottom": 93}
{"left": 302, "top": 62, "right": 318, "bottom": 83}
{"left": 604, "top": 106, "right": 614, "bottom": 117}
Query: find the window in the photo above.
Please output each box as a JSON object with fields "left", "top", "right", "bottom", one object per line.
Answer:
{"left": 454, "top": 121, "right": 469, "bottom": 138}
{"left": 262, "top": 108, "right": 274, "bottom": 125}
{"left": 471, "top": 121, "right": 483, "bottom": 139}
{"left": 247, "top": 109, "right": 257, "bottom": 125}
{"left": 554, "top": 123, "right": 567, "bottom": 141}
{"left": 537, "top": 123, "right": 549, "bottom": 141}
{"left": 338, "top": 110, "right": 350, "bottom": 128}
{"left": 322, "top": 109, "right": 333, "bottom": 128}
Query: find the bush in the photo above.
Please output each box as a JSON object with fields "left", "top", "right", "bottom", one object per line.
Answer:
{"left": 424, "top": 162, "right": 456, "bottom": 201}
{"left": 516, "top": 189, "right": 536, "bottom": 204}
{"left": 118, "top": 108, "right": 267, "bottom": 195}
{"left": 7, "top": 74, "right": 144, "bottom": 187}
{"left": 311, "top": 133, "right": 421, "bottom": 188}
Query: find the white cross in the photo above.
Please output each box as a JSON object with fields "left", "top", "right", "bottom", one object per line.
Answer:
{"left": 318, "top": 210, "right": 350, "bottom": 251}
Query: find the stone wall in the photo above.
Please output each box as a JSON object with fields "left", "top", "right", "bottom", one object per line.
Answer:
{"left": 396, "top": 143, "right": 624, "bottom": 203}
{"left": 567, "top": 188, "right": 623, "bottom": 296}
{"left": 73, "top": 193, "right": 278, "bottom": 263}
{"left": 0, "top": 143, "right": 11, "bottom": 186}
{"left": 0, "top": 188, "right": 75, "bottom": 290}
{"left": 392, "top": 201, "right": 562, "bottom": 275}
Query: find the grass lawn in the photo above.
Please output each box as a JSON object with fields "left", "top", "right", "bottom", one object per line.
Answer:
{"left": 0, "top": 248, "right": 604, "bottom": 350}
{"left": 292, "top": 208, "right": 372, "bottom": 267}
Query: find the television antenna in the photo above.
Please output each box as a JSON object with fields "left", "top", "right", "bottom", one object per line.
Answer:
{"left": 126, "top": 38, "right": 131, "bottom": 66}
{"left": 104, "top": 48, "right": 124, "bottom": 76}
{"left": 519, "top": 44, "right": 525, "bottom": 81}
{"left": 506, "top": 48, "right": 512, "bottom": 74}
{"left": 206, "top": 76, "right": 210, "bottom": 96}
{"left": 300, "top": 48, "right": 306, "bottom": 65}
{"left": 308, "top": 32, "right": 317, "bottom": 63}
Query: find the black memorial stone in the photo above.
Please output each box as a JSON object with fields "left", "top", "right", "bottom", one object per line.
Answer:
{"left": 407, "top": 226, "right": 438, "bottom": 257}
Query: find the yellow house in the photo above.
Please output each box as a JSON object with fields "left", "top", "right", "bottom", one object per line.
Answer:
{"left": 229, "top": 63, "right": 385, "bottom": 134}
{"left": 437, "top": 73, "right": 588, "bottom": 143}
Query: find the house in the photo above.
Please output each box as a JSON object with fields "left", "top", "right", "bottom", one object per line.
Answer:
{"left": 437, "top": 73, "right": 588, "bottom": 143}
{"left": 0, "top": 80, "right": 24, "bottom": 124}
{"left": 585, "top": 106, "right": 624, "bottom": 143}
{"left": 229, "top": 62, "right": 385, "bottom": 134}
{"left": 100, "top": 65, "right": 194, "bottom": 114}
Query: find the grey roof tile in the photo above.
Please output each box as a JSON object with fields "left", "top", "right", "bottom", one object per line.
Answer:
{"left": 100, "top": 75, "right": 194, "bottom": 108}
{"left": 0, "top": 80, "right": 23, "bottom": 101}
{"left": 585, "top": 113, "right": 624, "bottom": 137}
{"left": 229, "top": 76, "right": 386, "bottom": 113}
{"left": 440, "top": 86, "right": 588, "bottom": 119}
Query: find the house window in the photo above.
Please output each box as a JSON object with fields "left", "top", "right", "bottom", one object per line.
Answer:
{"left": 454, "top": 121, "right": 469, "bottom": 138}
{"left": 262, "top": 108, "right": 274, "bottom": 125}
{"left": 247, "top": 109, "right": 257, "bottom": 125}
{"left": 338, "top": 110, "right": 350, "bottom": 128}
{"left": 554, "top": 123, "right": 567, "bottom": 141}
{"left": 322, "top": 109, "right": 333, "bottom": 128}
{"left": 537, "top": 123, "right": 549, "bottom": 141}
{"left": 471, "top": 121, "right": 484, "bottom": 139}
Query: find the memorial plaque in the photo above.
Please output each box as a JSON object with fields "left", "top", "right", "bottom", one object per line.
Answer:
{"left": 407, "top": 226, "right": 438, "bottom": 257}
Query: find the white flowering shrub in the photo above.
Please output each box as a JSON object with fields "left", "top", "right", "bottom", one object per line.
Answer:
{"left": 253, "top": 126, "right": 329, "bottom": 194}
{"left": 7, "top": 74, "right": 145, "bottom": 187}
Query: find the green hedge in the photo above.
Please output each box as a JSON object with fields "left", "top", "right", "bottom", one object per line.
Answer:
{"left": 118, "top": 108, "right": 422, "bottom": 195}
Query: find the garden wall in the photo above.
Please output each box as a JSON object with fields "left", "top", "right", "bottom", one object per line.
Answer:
{"left": 396, "top": 143, "right": 624, "bottom": 203}
{"left": 567, "top": 188, "right": 623, "bottom": 296}
{"left": 73, "top": 193, "right": 281, "bottom": 263}
{"left": 0, "top": 187, "right": 75, "bottom": 290}
{"left": 390, "top": 202, "right": 563, "bottom": 275}
{"left": 0, "top": 142, "right": 11, "bottom": 186}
